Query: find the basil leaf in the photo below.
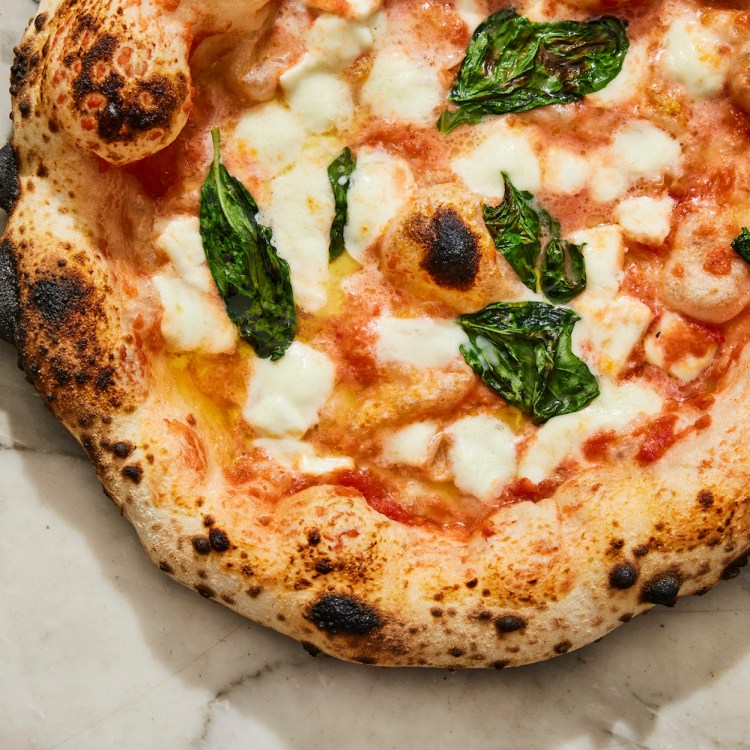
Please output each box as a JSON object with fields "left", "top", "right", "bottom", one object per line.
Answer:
{"left": 482, "top": 173, "right": 541, "bottom": 291}
{"left": 483, "top": 172, "right": 586, "bottom": 302}
{"left": 732, "top": 227, "right": 750, "bottom": 263}
{"left": 539, "top": 236, "right": 586, "bottom": 303}
{"left": 438, "top": 9, "right": 629, "bottom": 133}
{"left": 458, "top": 301, "right": 599, "bottom": 424}
{"left": 327, "top": 147, "right": 356, "bottom": 262}
{"left": 200, "top": 128, "right": 297, "bottom": 361}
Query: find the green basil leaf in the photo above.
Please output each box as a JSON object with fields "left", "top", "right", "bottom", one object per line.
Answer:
{"left": 458, "top": 301, "right": 599, "bottom": 424}
{"left": 539, "top": 237, "right": 586, "bottom": 303}
{"left": 327, "top": 147, "right": 356, "bottom": 262}
{"left": 483, "top": 172, "right": 586, "bottom": 302}
{"left": 483, "top": 172, "right": 541, "bottom": 291}
{"left": 438, "top": 9, "right": 629, "bottom": 133}
{"left": 200, "top": 128, "right": 297, "bottom": 361}
{"left": 731, "top": 227, "right": 750, "bottom": 264}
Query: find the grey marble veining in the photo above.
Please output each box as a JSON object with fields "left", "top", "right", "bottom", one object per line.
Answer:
{"left": 1, "top": 3, "right": 750, "bottom": 749}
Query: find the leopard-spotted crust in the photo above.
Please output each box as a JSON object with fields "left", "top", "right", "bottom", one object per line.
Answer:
{"left": 3, "top": 0, "right": 750, "bottom": 668}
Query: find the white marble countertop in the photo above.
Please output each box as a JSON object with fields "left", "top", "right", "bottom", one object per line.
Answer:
{"left": 1, "top": 2, "right": 750, "bottom": 748}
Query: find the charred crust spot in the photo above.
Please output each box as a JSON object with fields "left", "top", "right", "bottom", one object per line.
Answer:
{"left": 30, "top": 276, "right": 86, "bottom": 324}
{"left": 35, "top": 13, "right": 48, "bottom": 32}
{"left": 619, "top": 613, "right": 633, "bottom": 623}
{"left": 722, "top": 549, "right": 749, "bottom": 580}
{"left": 641, "top": 572, "right": 682, "bottom": 607}
{"left": 247, "top": 586, "right": 263, "bottom": 598}
{"left": 159, "top": 561, "right": 174, "bottom": 574}
{"left": 0, "top": 240, "right": 19, "bottom": 343}
{"left": 208, "top": 528, "right": 230, "bottom": 552}
{"left": 495, "top": 615, "right": 527, "bottom": 634}
{"left": 315, "top": 560, "right": 334, "bottom": 574}
{"left": 417, "top": 208, "right": 480, "bottom": 290}
{"left": 195, "top": 584, "right": 215, "bottom": 599}
{"left": 191, "top": 536, "right": 211, "bottom": 555}
{"left": 222, "top": 595, "right": 236, "bottom": 605}
{"left": 448, "top": 647, "right": 465, "bottom": 658}
{"left": 10, "top": 46, "right": 34, "bottom": 97}
{"left": 121, "top": 464, "right": 142, "bottom": 483}
{"left": 18, "top": 101, "right": 31, "bottom": 119}
{"left": 609, "top": 563, "right": 638, "bottom": 590}
{"left": 430, "top": 607, "right": 443, "bottom": 618}
{"left": 202, "top": 515, "right": 215, "bottom": 527}
{"left": 307, "top": 594, "right": 383, "bottom": 636}
{"left": 307, "top": 529, "right": 321, "bottom": 546}
{"left": 108, "top": 440, "right": 134, "bottom": 458}
{"left": 301, "top": 641, "right": 321, "bottom": 657}
{"left": 68, "top": 31, "right": 188, "bottom": 144}
{"left": 0, "top": 143, "right": 20, "bottom": 213}
{"left": 353, "top": 655, "right": 378, "bottom": 665}
{"left": 697, "top": 490, "right": 714, "bottom": 509}
{"left": 465, "top": 578, "right": 478, "bottom": 589}
{"left": 633, "top": 544, "right": 649, "bottom": 557}
{"left": 492, "top": 660, "right": 510, "bottom": 670}
{"left": 554, "top": 640, "right": 572, "bottom": 655}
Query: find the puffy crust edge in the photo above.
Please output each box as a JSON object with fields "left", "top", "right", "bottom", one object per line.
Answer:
{"left": 3, "top": 0, "right": 750, "bottom": 669}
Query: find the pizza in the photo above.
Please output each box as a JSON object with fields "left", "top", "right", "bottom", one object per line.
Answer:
{"left": 2, "top": 0, "right": 750, "bottom": 669}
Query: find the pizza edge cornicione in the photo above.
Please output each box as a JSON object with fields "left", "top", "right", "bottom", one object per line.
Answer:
{"left": 2, "top": 0, "right": 750, "bottom": 668}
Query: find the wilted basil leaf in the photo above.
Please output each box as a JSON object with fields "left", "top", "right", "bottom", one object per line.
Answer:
{"left": 200, "top": 128, "right": 297, "bottom": 360}
{"left": 483, "top": 173, "right": 541, "bottom": 291}
{"left": 438, "top": 9, "right": 629, "bottom": 133}
{"left": 731, "top": 227, "right": 750, "bottom": 264}
{"left": 327, "top": 147, "right": 356, "bottom": 262}
{"left": 483, "top": 173, "right": 586, "bottom": 302}
{"left": 458, "top": 301, "right": 599, "bottom": 424}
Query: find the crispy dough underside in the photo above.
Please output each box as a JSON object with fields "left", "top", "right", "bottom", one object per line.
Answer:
{"left": 3, "top": 0, "right": 750, "bottom": 668}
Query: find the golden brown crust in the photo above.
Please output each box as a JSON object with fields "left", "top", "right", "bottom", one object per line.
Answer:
{"left": 4, "top": 0, "right": 750, "bottom": 669}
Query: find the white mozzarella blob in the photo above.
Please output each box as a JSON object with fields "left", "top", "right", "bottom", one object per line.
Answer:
{"left": 154, "top": 216, "right": 213, "bottom": 293}
{"left": 253, "top": 438, "right": 354, "bottom": 474}
{"left": 281, "top": 64, "right": 354, "bottom": 134}
{"left": 445, "top": 415, "right": 517, "bottom": 500}
{"left": 587, "top": 41, "right": 647, "bottom": 107}
{"left": 243, "top": 342, "right": 336, "bottom": 437}
{"left": 374, "top": 316, "right": 469, "bottom": 369}
{"left": 518, "top": 381, "right": 663, "bottom": 483}
{"left": 307, "top": 14, "right": 373, "bottom": 65}
{"left": 233, "top": 103, "right": 305, "bottom": 177}
{"left": 610, "top": 121, "right": 682, "bottom": 181}
{"left": 569, "top": 224, "right": 625, "bottom": 303}
{"left": 454, "top": 0, "right": 484, "bottom": 32}
{"left": 589, "top": 166, "right": 630, "bottom": 203}
{"left": 662, "top": 15, "right": 729, "bottom": 98}
{"left": 573, "top": 296, "right": 653, "bottom": 377}
{"left": 344, "top": 0, "right": 382, "bottom": 19}
{"left": 344, "top": 147, "right": 416, "bottom": 261}
{"left": 380, "top": 421, "right": 439, "bottom": 467}
{"left": 542, "top": 148, "right": 590, "bottom": 195}
{"left": 615, "top": 195, "right": 675, "bottom": 246}
{"left": 361, "top": 49, "right": 443, "bottom": 125}
{"left": 153, "top": 275, "right": 236, "bottom": 354}
{"left": 452, "top": 122, "right": 541, "bottom": 198}
{"left": 266, "top": 158, "right": 334, "bottom": 313}
{"left": 643, "top": 311, "right": 719, "bottom": 382}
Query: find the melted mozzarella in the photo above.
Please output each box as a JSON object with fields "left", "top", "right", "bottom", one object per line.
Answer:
{"left": 380, "top": 421, "right": 439, "bottom": 466}
{"left": 344, "top": 147, "right": 415, "bottom": 261}
{"left": 662, "top": 15, "right": 729, "bottom": 98}
{"left": 253, "top": 438, "right": 354, "bottom": 474}
{"left": 154, "top": 216, "right": 213, "bottom": 294}
{"left": 643, "top": 312, "right": 718, "bottom": 382}
{"left": 569, "top": 225, "right": 625, "bottom": 303}
{"left": 307, "top": 14, "right": 373, "bottom": 65}
{"left": 265, "top": 156, "right": 335, "bottom": 313}
{"left": 233, "top": 103, "right": 305, "bottom": 178}
{"left": 588, "top": 41, "right": 647, "bottom": 107}
{"left": 542, "top": 148, "right": 590, "bottom": 195}
{"left": 454, "top": 0, "right": 484, "bottom": 32}
{"left": 374, "top": 316, "right": 469, "bottom": 368}
{"left": 518, "top": 382, "right": 663, "bottom": 483}
{"left": 445, "top": 416, "right": 517, "bottom": 500}
{"left": 361, "top": 49, "right": 443, "bottom": 125}
{"left": 243, "top": 342, "right": 336, "bottom": 437}
{"left": 282, "top": 64, "right": 353, "bottom": 134}
{"left": 153, "top": 275, "right": 236, "bottom": 354}
{"left": 452, "top": 122, "right": 541, "bottom": 198}
{"left": 615, "top": 195, "right": 675, "bottom": 246}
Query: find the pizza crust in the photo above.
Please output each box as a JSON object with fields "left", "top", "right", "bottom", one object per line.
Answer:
{"left": 3, "top": 0, "right": 750, "bottom": 668}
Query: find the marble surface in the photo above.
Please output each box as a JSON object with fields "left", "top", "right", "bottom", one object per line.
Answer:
{"left": 2, "top": 2, "right": 750, "bottom": 749}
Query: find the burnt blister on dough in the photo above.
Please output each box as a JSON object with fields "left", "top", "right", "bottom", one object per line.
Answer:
{"left": 307, "top": 594, "right": 383, "bottom": 636}
{"left": 0, "top": 143, "right": 20, "bottom": 213}
{"left": 418, "top": 208, "right": 480, "bottom": 290}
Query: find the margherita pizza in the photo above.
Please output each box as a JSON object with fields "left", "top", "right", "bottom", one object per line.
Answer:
{"left": 2, "top": 0, "right": 750, "bottom": 668}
